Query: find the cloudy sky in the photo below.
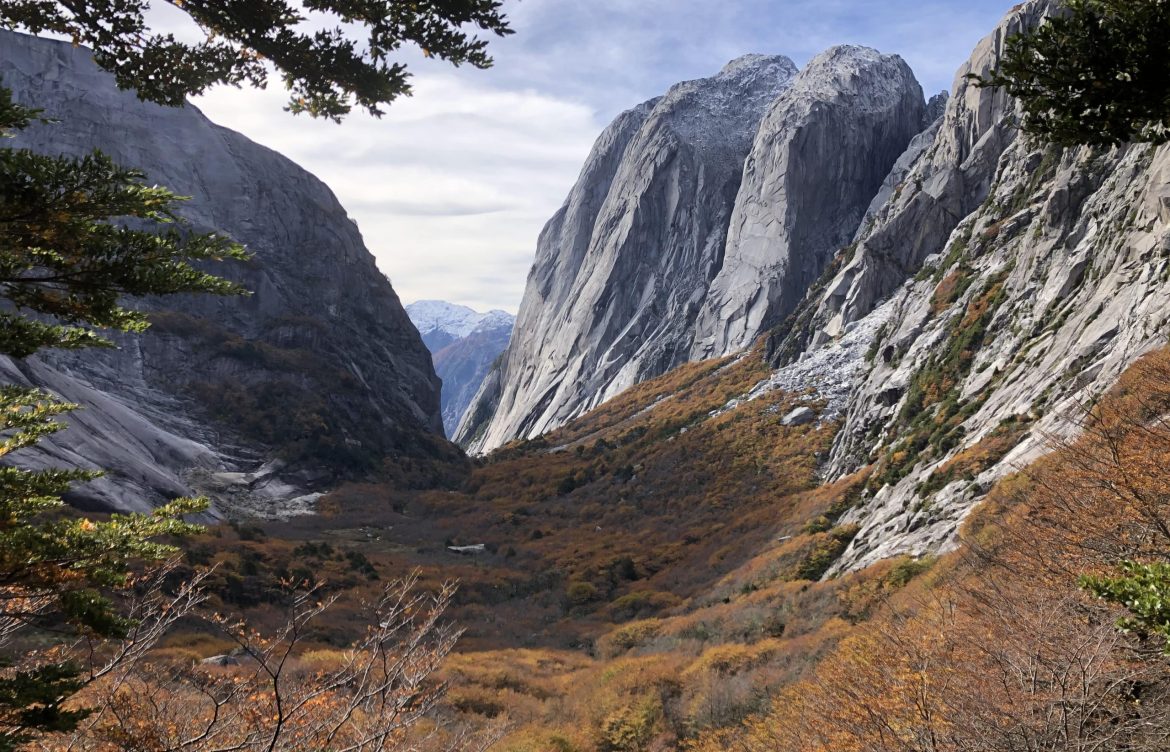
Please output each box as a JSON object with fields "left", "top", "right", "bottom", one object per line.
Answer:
{"left": 183, "top": 0, "right": 1014, "bottom": 313}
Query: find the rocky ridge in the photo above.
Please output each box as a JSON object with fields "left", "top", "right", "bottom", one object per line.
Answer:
{"left": 0, "top": 31, "right": 444, "bottom": 516}
{"left": 743, "top": 0, "right": 1170, "bottom": 573}
{"left": 407, "top": 300, "right": 514, "bottom": 351}
{"left": 465, "top": 0, "right": 1170, "bottom": 578}
{"left": 458, "top": 47, "right": 926, "bottom": 453}
{"left": 692, "top": 46, "right": 926, "bottom": 358}
{"left": 455, "top": 55, "right": 802, "bottom": 451}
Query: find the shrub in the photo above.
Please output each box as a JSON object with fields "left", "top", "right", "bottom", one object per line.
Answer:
{"left": 596, "top": 696, "right": 662, "bottom": 752}
{"left": 567, "top": 581, "right": 600, "bottom": 606}
{"left": 794, "top": 525, "right": 860, "bottom": 581}
{"left": 607, "top": 590, "right": 682, "bottom": 622}
{"left": 599, "top": 619, "right": 663, "bottom": 658}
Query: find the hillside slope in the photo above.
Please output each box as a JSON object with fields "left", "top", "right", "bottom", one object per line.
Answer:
{"left": 0, "top": 31, "right": 444, "bottom": 515}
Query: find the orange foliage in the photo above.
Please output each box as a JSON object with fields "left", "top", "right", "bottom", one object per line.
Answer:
{"left": 694, "top": 347, "right": 1170, "bottom": 752}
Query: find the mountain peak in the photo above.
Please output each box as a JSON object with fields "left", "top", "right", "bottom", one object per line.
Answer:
{"left": 718, "top": 53, "right": 799, "bottom": 79}
{"left": 406, "top": 300, "right": 515, "bottom": 341}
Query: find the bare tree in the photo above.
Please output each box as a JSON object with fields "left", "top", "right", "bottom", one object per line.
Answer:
{"left": 19, "top": 572, "right": 499, "bottom": 752}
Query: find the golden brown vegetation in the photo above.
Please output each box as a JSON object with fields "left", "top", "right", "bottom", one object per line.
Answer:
{"left": 31, "top": 342, "right": 1170, "bottom": 751}
{"left": 690, "top": 346, "right": 1170, "bottom": 752}
{"left": 95, "top": 346, "right": 896, "bottom": 749}
{"left": 12, "top": 574, "right": 499, "bottom": 751}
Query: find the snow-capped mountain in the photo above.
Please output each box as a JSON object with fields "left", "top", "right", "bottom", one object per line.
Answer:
{"left": 407, "top": 300, "right": 515, "bottom": 352}
{"left": 406, "top": 301, "right": 515, "bottom": 436}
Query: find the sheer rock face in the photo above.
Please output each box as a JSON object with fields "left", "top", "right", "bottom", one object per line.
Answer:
{"left": 746, "top": 0, "right": 1170, "bottom": 573}
{"left": 456, "top": 55, "right": 801, "bottom": 452}
{"left": 692, "top": 46, "right": 925, "bottom": 358}
{"left": 0, "top": 31, "right": 443, "bottom": 515}
{"left": 799, "top": 5, "right": 1051, "bottom": 350}
{"left": 458, "top": 49, "right": 926, "bottom": 453}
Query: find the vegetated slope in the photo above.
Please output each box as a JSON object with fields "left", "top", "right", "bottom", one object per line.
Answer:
{"left": 689, "top": 347, "right": 1170, "bottom": 752}
{"left": 178, "top": 349, "right": 1170, "bottom": 750}
{"left": 406, "top": 301, "right": 514, "bottom": 436}
{"left": 171, "top": 339, "right": 856, "bottom": 651}
{"left": 155, "top": 333, "right": 913, "bottom": 750}
{"left": 0, "top": 31, "right": 444, "bottom": 515}
{"left": 758, "top": 0, "right": 1170, "bottom": 572}
{"left": 457, "top": 47, "right": 927, "bottom": 454}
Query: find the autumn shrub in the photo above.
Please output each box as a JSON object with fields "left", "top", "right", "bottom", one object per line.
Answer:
{"left": 598, "top": 619, "right": 664, "bottom": 658}
{"left": 567, "top": 581, "right": 600, "bottom": 606}
{"left": 793, "top": 524, "right": 860, "bottom": 581}
{"left": 595, "top": 695, "right": 663, "bottom": 752}
{"left": 681, "top": 639, "right": 786, "bottom": 680}
{"left": 605, "top": 590, "right": 682, "bottom": 622}
{"left": 695, "top": 347, "right": 1170, "bottom": 752}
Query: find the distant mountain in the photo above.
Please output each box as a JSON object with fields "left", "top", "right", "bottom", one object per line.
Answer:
{"left": 406, "top": 301, "right": 514, "bottom": 436}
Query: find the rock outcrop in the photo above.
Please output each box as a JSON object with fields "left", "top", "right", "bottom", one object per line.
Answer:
{"left": 455, "top": 55, "right": 801, "bottom": 451}
{"left": 826, "top": 141, "right": 1170, "bottom": 570}
{"left": 458, "top": 48, "right": 926, "bottom": 453}
{"left": 798, "top": 6, "right": 1045, "bottom": 349}
{"left": 692, "top": 46, "right": 925, "bottom": 358}
{"left": 729, "top": 0, "right": 1170, "bottom": 574}
{"left": 0, "top": 31, "right": 443, "bottom": 515}
{"left": 406, "top": 301, "right": 514, "bottom": 436}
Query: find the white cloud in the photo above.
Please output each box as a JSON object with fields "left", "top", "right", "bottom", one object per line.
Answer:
{"left": 190, "top": 74, "right": 600, "bottom": 314}
{"left": 162, "top": 0, "right": 1013, "bottom": 313}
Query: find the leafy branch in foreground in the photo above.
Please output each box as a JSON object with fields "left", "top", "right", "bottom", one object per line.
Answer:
{"left": 975, "top": 0, "right": 1170, "bottom": 146}
{"left": 1, "top": 0, "right": 513, "bottom": 121}
{"left": 0, "top": 88, "right": 248, "bottom": 359}
{"left": 0, "top": 80, "right": 243, "bottom": 747}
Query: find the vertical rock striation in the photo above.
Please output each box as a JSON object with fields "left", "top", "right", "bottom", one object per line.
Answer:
{"left": 729, "top": 1, "right": 1170, "bottom": 574}
{"left": 456, "top": 55, "right": 802, "bottom": 451}
{"left": 459, "top": 48, "right": 927, "bottom": 453}
{"left": 798, "top": 5, "right": 1051, "bottom": 350}
{"left": 0, "top": 31, "right": 443, "bottom": 514}
{"left": 693, "top": 46, "right": 926, "bottom": 358}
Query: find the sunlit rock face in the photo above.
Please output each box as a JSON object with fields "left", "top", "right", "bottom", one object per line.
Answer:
{"left": 692, "top": 46, "right": 926, "bottom": 359}
{"left": 459, "top": 48, "right": 926, "bottom": 453}
{"left": 0, "top": 30, "right": 443, "bottom": 516}
{"left": 739, "top": 1, "right": 1170, "bottom": 574}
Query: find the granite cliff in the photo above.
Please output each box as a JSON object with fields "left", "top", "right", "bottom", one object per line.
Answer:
{"left": 461, "top": 0, "right": 1170, "bottom": 578}
{"left": 458, "top": 47, "right": 926, "bottom": 452}
{"left": 709, "top": 0, "right": 1170, "bottom": 573}
{"left": 0, "top": 31, "right": 444, "bottom": 516}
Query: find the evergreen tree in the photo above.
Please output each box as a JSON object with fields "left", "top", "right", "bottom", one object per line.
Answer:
{"left": 0, "top": 87, "right": 245, "bottom": 748}
{"left": 978, "top": 0, "right": 1170, "bottom": 145}
{"left": 1, "top": 0, "right": 513, "bottom": 121}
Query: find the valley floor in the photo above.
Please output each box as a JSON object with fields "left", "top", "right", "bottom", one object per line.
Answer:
{"left": 143, "top": 343, "right": 1170, "bottom": 751}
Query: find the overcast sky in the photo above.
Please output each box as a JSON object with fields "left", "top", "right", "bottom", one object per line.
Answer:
{"left": 183, "top": 0, "right": 1014, "bottom": 313}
